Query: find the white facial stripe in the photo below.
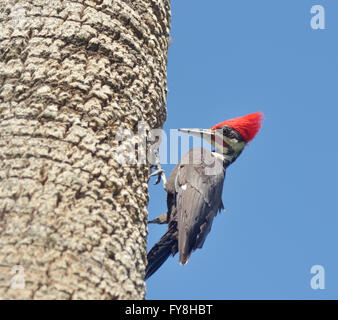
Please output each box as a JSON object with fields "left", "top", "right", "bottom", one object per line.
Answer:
{"left": 212, "top": 152, "right": 232, "bottom": 162}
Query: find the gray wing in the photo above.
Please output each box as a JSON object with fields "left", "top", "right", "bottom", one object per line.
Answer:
{"left": 175, "top": 148, "right": 226, "bottom": 264}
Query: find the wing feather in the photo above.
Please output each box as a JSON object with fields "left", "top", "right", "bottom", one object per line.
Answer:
{"left": 176, "top": 148, "right": 226, "bottom": 264}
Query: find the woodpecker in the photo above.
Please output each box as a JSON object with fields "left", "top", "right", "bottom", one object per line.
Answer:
{"left": 146, "top": 112, "right": 264, "bottom": 279}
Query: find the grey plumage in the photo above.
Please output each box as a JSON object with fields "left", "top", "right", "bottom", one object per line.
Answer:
{"left": 145, "top": 148, "right": 226, "bottom": 279}
{"left": 145, "top": 113, "right": 263, "bottom": 279}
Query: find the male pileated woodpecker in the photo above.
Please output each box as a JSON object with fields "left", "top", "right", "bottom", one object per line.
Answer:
{"left": 146, "top": 112, "right": 264, "bottom": 279}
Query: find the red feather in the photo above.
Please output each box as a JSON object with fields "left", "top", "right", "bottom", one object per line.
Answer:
{"left": 211, "top": 112, "right": 264, "bottom": 142}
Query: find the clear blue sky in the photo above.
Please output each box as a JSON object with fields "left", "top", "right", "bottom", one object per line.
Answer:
{"left": 146, "top": 0, "right": 338, "bottom": 299}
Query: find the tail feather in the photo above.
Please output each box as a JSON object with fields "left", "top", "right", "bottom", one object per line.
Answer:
{"left": 145, "top": 225, "right": 178, "bottom": 280}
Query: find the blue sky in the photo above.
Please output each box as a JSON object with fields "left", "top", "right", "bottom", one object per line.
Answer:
{"left": 146, "top": 0, "right": 338, "bottom": 299}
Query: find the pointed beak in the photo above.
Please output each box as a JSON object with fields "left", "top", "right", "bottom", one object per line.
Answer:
{"left": 178, "top": 128, "right": 215, "bottom": 142}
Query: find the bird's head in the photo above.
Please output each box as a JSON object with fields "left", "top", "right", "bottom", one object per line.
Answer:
{"left": 179, "top": 112, "right": 264, "bottom": 164}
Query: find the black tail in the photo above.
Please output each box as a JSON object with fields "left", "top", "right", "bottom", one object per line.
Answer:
{"left": 145, "top": 224, "right": 178, "bottom": 280}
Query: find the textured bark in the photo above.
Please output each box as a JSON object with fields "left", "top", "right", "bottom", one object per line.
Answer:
{"left": 0, "top": 0, "right": 170, "bottom": 299}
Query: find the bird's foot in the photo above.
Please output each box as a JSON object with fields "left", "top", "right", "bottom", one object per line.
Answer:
{"left": 148, "top": 212, "right": 168, "bottom": 224}
{"left": 150, "top": 163, "right": 167, "bottom": 189}
{"left": 150, "top": 168, "right": 164, "bottom": 184}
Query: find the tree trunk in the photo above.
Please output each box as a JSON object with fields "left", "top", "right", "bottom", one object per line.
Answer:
{"left": 0, "top": 0, "right": 170, "bottom": 299}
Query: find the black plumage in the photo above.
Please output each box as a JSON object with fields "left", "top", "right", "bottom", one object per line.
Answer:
{"left": 145, "top": 111, "right": 264, "bottom": 279}
{"left": 145, "top": 148, "right": 226, "bottom": 279}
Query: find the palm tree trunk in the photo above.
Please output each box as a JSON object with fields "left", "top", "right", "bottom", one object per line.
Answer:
{"left": 0, "top": 0, "right": 170, "bottom": 299}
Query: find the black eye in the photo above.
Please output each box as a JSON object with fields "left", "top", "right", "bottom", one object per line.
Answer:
{"left": 223, "top": 126, "right": 243, "bottom": 142}
{"left": 223, "top": 126, "right": 234, "bottom": 138}
{"left": 222, "top": 126, "right": 231, "bottom": 136}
